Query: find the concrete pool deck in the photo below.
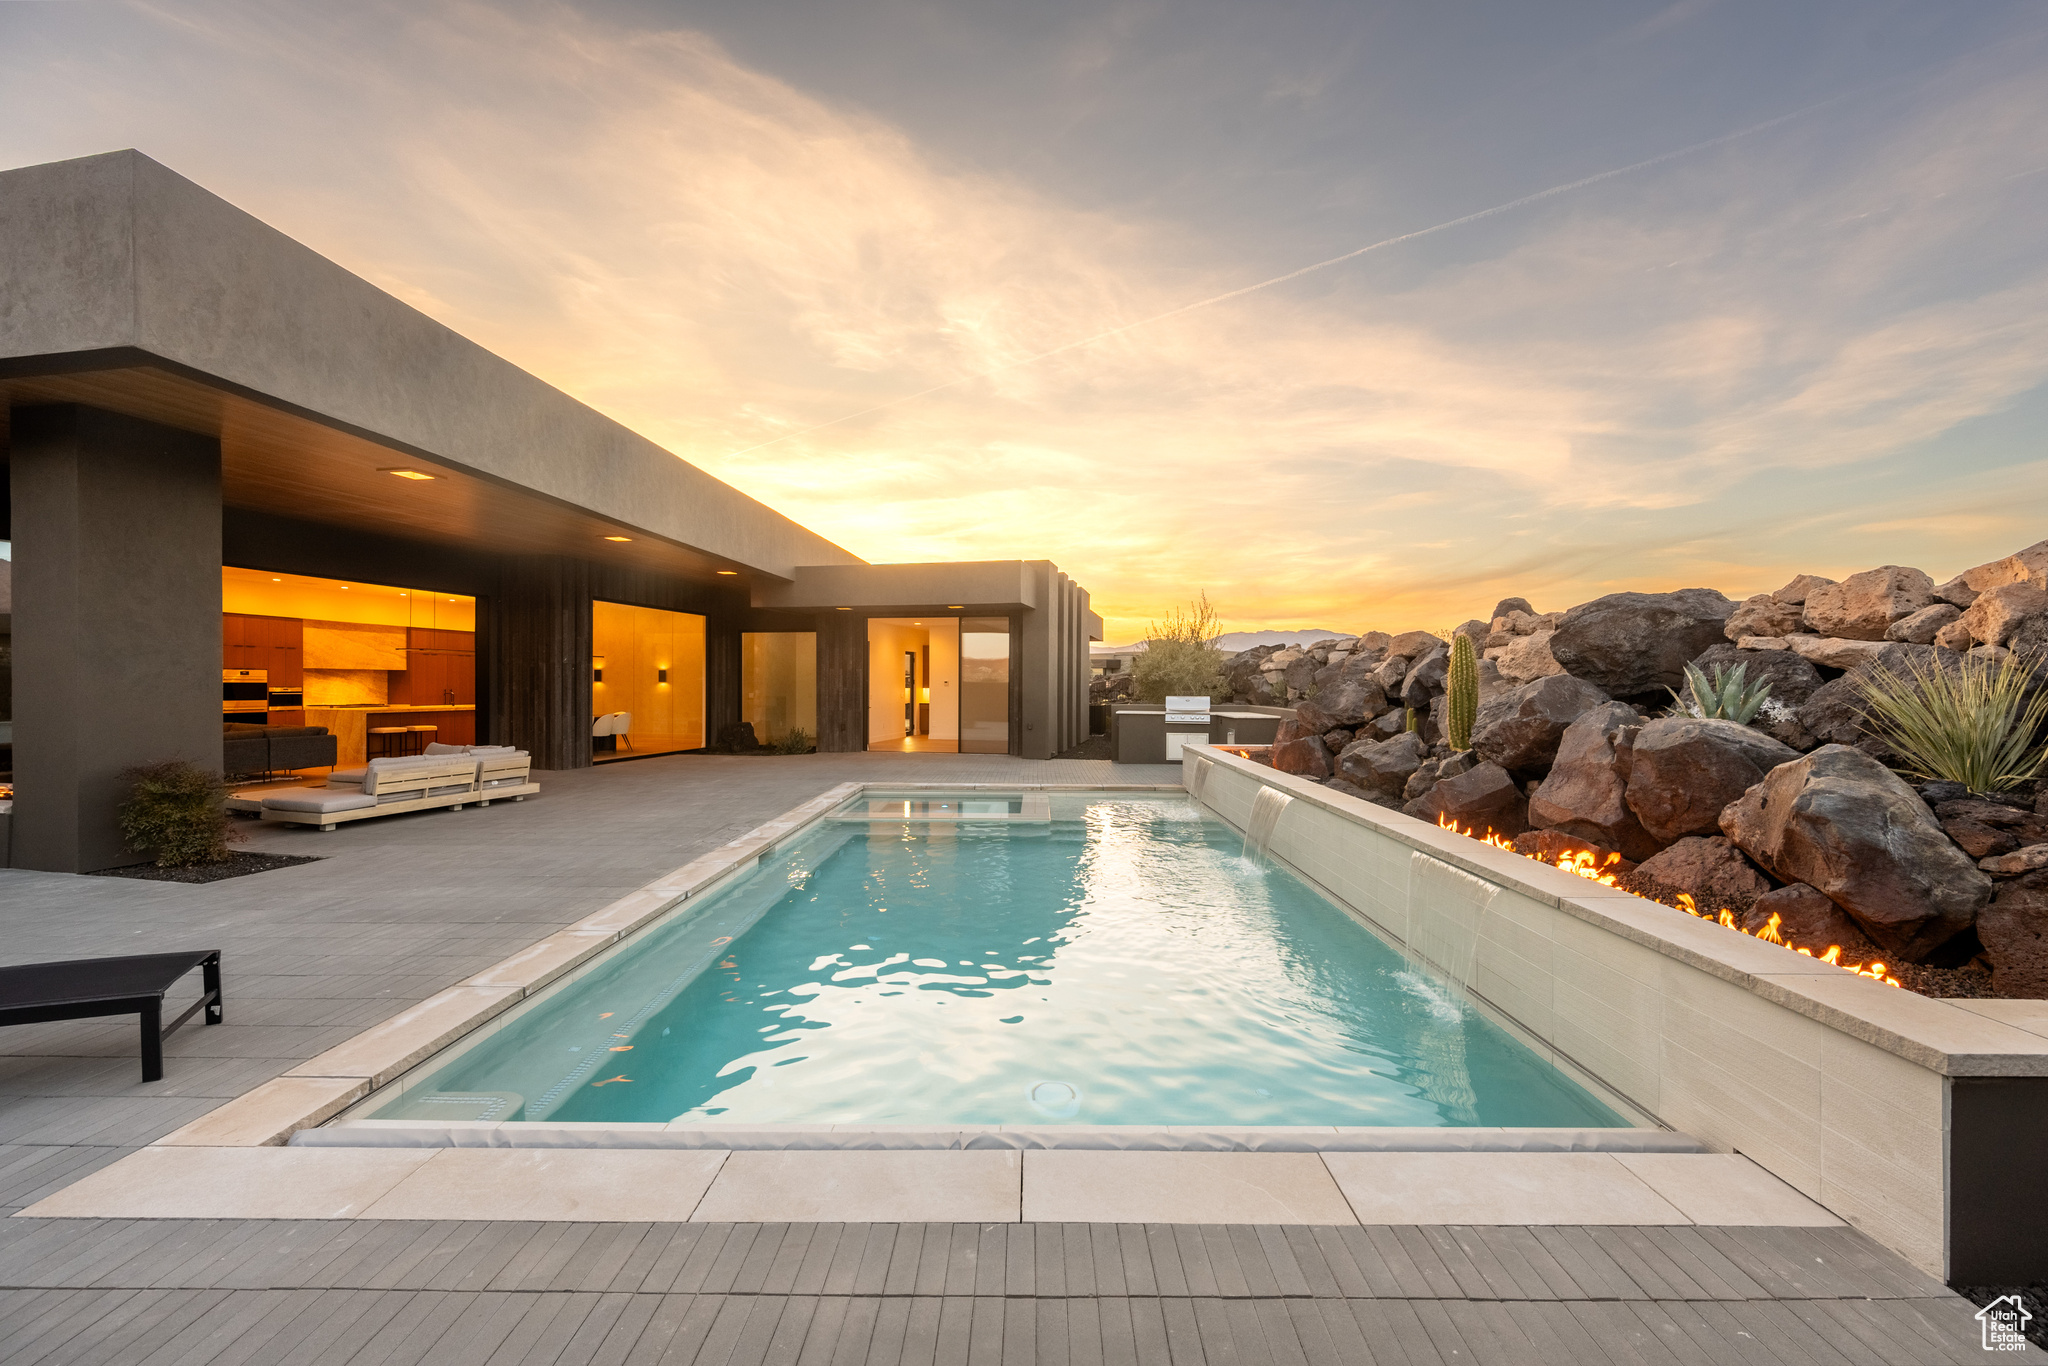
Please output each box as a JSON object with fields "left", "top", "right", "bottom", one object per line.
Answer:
{"left": 2, "top": 752, "right": 2035, "bottom": 1362}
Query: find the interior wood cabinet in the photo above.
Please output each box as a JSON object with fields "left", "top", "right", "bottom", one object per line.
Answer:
{"left": 391, "top": 648, "right": 474, "bottom": 706}
{"left": 221, "top": 613, "right": 303, "bottom": 685}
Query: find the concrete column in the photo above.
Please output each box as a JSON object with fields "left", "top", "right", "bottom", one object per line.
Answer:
{"left": 1019, "top": 561, "right": 1054, "bottom": 759}
{"left": 9, "top": 405, "right": 221, "bottom": 872}
{"left": 489, "top": 555, "right": 592, "bottom": 770}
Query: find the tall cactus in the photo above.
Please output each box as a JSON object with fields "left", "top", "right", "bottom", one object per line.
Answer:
{"left": 1447, "top": 633, "right": 1478, "bottom": 751}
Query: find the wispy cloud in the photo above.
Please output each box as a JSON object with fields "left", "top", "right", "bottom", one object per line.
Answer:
{"left": 2, "top": 1, "right": 2045, "bottom": 637}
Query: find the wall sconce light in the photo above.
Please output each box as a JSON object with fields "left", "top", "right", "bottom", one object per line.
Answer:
{"left": 657, "top": 668, "right": 669, "bottom": 683}
{"left": 592, "top": 656, "right": 605, "bottom": 683}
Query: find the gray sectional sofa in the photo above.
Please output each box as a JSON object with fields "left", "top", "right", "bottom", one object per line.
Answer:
{"left": 223, "top": 724, "right": 338, "bottom": 778}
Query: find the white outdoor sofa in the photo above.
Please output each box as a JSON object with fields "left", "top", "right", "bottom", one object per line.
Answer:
{"left": 258, "top": 745, "right": 539, "bottom": 831}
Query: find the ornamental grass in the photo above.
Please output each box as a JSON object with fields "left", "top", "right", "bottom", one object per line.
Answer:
{"left": 1854, "top": 650, "right": 2048, "bottom": 794}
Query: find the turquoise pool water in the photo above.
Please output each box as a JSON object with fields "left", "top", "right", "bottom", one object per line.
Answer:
{"left": 377, "top": 793, "right": 1625, "bottom": 1128}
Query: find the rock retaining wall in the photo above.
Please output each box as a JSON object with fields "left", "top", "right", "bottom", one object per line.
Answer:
{"left": 1222, "top": 539, "right": 2048, "bottom": 994}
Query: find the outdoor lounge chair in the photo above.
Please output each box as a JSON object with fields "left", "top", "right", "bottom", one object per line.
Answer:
{"left": 257, "top": 750, "right": 538, "bottom": 830}
{"left": 0, "top": 950, "right": 222, "bottom": 1082}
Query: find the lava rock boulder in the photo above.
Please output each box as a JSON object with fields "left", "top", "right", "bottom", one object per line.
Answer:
{"left": 1624, "top": 717, "right": 1801, "bottom": 845}
{"left": 1959, "top": 583, "right": 2048, "bottom": 649}
{"left": 1741, "top": 883, "right": 1879, "bottom": 957}
{"left": 1400, "top": 646, "right": 1450, "bottom": 710}
{"left": 1633, "top": 836, "right": 1773, "bottom": 908}
{"left": 1470, "top": 674, "right": 1611, "bottom": 776}
{"left": 1719, "top": 745, "right": 1993, "bottom": 960}
{"left": 1294, "top": 675, "right": 1389, "bottom": 732}
{"left": 1525, "top": 701, "right": 1662, "bottom": 862}
{"left": 1490, "top": 631, "right": 1566, "bottom": 684}
{"left": 1975, "top": 875, "right": 2048, "bottom": 997}
{"left": 1269, "top": 718, "right": 1332, "bottom": 779}
{"left": 1404, "top": 760, "right": 1529, "bottom": 839}
{"left": 1724, "top": 595, "right": 1805, "bottom": 642}
{"left": 1549, "top": 589, "right": 1736, "bottom": 696}
{"left": 1337, "top": 731, "right": 1427, "bottom": 799}
{"left": 1800, "top": 565, "right": 1934, "bottom": 640}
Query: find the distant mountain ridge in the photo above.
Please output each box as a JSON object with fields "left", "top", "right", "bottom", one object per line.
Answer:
{"left": 1213, "top": 629, "right": 1348, "bottom": 652}
{"left": 1093, "top": 628, "right": 1348, "bottom": 654}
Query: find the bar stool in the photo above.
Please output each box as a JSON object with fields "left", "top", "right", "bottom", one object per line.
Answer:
{"left": 404, "top": 725, "right": 437, "bottom": 754}
{"left": 367, "top": 727, "right": 410, "bottom": 759}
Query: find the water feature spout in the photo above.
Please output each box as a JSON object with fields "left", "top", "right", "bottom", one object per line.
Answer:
{"left": 1243, "top": 786, "right": 1294, "bottom": 864}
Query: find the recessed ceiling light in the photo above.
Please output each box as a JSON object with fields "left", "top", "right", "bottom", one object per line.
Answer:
{"left": 380, "top": 468, "right": 436, "bottom": 480}
{"left": 272, "top": 577, "right": 281, "bottom": 581}
{"left": 399, "top": 592, "right": 407, "bottom": 596}
{"left": 836, "top": 607, "right": 851, "bottom": 611}
{"left": 716, "top": 570, "right": 738, "bottom": 576}
{"left": 947, "top": 605, "right": 964, "bottom": 609}
{"left": 604, "top": 535, "right": 632, "bottom": 542}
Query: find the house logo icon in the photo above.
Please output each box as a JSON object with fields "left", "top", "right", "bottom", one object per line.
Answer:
{"left": 1976, "top": 1295, "right": 2031, "bottom": 1352}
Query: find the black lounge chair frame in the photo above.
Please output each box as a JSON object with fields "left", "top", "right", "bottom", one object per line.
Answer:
{"left": 0, "top": 951, "right": 223, "bottom": 1082}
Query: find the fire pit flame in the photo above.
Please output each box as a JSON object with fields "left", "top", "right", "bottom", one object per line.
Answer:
{"left": 1438, "top": 817, "right": 1901, "bottom": 988}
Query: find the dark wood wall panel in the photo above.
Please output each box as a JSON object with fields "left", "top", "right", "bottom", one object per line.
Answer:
{"left": 816, "top": 612, "right": 867, "bottom": 753}
{"left": 491, "top": 555, "right": 594, "bottom": 770}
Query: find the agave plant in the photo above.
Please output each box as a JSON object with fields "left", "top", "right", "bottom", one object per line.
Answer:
{"left": 1665, "top": 662, "right": 1773, "bottom": 724}
{"left": 1854, "top": 651, "right": 2048, "bottom": 793}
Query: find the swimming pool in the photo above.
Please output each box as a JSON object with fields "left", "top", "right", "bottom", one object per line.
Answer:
{"left": 369, "top": 791, "right": 1626, "bottom": 1129}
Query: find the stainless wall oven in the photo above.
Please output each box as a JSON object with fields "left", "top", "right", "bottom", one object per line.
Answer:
{"left": 223, "top": 669, "right": 268, "bottom": 724}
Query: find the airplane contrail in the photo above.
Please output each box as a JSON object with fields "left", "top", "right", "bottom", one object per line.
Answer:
{"left": 724, "top": 96, "right": 1842, "bottom": 458}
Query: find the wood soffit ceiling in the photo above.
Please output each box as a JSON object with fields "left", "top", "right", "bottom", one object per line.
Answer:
{"left": 0, "top": 365, "right": 761, "bottom": 586}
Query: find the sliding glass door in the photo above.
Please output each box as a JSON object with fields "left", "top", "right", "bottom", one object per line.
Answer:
{"left": 959, "top": 617, "right": 1012, "bottom": 754}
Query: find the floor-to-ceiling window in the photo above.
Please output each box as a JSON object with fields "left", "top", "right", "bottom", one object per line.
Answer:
{"left": 219, "top": 567, "right": 477, "bottom": 769}
{"left": 590, "top": 601, "right": 706, "bottom": 760}
{"left": 867, "top": 617, "right": 961, "bottom": 752}
{"left": 959, "top": 617, "right": 1012, "bottom": 754}
{"left": 741, "top": 632, "right": 817, "bottom": 747}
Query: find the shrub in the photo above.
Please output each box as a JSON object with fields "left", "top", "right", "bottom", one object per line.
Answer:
{"left": 117, "top": 760, "right": 242, "bottom": 867}
{"left": 1666, "top": 662, "right": 1771, "bottom": 724}
{"left": 774, "top": 727, "right": 815, "bottom": 755}
{"left": 1132, "top": 593, "right": 1226, "bottom": 703}
{"left": 1854, "top": 651, "right": 2048, "bottom": 793}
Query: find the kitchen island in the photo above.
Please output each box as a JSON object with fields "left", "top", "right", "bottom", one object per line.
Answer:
{"left": 301, "top": 705, "right": 477, "bottom": 767}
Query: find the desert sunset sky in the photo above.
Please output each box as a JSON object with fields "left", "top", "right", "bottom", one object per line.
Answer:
{"left": 3, "top": 1, "right": 2046, "bottom": 641}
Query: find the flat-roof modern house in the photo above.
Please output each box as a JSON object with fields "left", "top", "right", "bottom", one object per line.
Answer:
{"left": 0, "top": 150, "right": 1100, "bottom": 873}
